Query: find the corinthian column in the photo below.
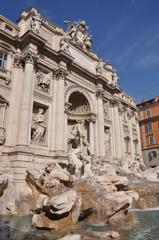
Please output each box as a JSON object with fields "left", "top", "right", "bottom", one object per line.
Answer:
{"left": 53, "top": 68, "right": 68, "bottom": 152}
{"left": 17, "top": 51, "right": 35, "bottom": 146}
{"left": 127, "top": 110, "right": 135, "bottom": 159}
{"left": 5, "top": 54, "right": 23, "bottom": 146}
{"left": 118, "top": 104, "right": 125, "bottom": 158}
{"left": 112, "top": 100, "right": 122, "bottom": 159}
{"left": 96, "top": 87, "right": 105, "bottom": 157}
{"left": 136, "top": 115, "right": 142, "bottom": 156}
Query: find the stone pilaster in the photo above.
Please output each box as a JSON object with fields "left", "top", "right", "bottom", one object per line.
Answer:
{"left": 96, "top": 86, "right": 105, "bottom": 157}
{"left": 118, "top": 104, "right": 125, "bottom": 158}
{"left": 135, "top": 115, "right": 142, "bottom": 156}
{"left": 53, "top": 67, "right": 68, "bottom": 152}
{"left": 127, "top": 110, "right": 134, "bottom": 159}
{"left": 5, "top": 54, "right": 24, "bottom": 146}
{"left": 17, "top": 51, "right": 36, "bottom": 146}
{"left": 111, "top": 99, "right": 122, "bottom": 159}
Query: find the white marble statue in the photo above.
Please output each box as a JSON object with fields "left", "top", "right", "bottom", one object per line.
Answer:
{"left": 60, "top": 33, "right": 70, "bottom": 52}
{"left": 112, "top": 72, "right": 119, "bottom": 86}
{"left": 71, "top": 120, "right": 90, "bottom": 155}
{"left": 36, "top": 70, "right": 50, "bottom": 92}
{"left": 96, "top": 60, "right": 104, "bottom": 75}
{"left": 31, "top": 108, "right": 46, "bottom": 144}
{"left": 30, "top": 9, "right": 41, "bottom": 33}
{"left": 104, "top": 101, "right": 110, "bottom": 118}
{"left": 64, "top": 20, "right": 92, "bottom": 51}
{"left": 105, "top": 128, "right": 111, "bottom": 154}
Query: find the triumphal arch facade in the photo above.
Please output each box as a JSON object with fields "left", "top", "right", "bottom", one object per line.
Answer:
{"left": 0, "top": 8, "right": 141, "bottom": 184}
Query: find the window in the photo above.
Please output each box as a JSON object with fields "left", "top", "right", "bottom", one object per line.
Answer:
{"left": 146, "top": 109, "right": 151, "bottom": 118}
{"left": 145, "top": 122, "right": 152, "bottom": 132}
{"left": 149, "top": 134, "right": 155, "bottom": 145}
{"left": 148, "top": 151, "right": 157, "bottom": 161}
{"left": 0, "top": 51, "right": 7, "bottom": 69}
{"left": 124, "top": 136, "right": 130, "bottom": 153}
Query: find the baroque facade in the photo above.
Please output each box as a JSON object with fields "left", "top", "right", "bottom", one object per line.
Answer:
{"left": 0, "top": 7, "right": 141, "bottom": 185}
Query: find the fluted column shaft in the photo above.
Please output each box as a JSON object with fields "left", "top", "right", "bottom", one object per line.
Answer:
{"left": 5, "top": 54, "right": 23, "bottom": 146}
{"left": 113, "top": 101, "right": 122, "bottom": 159}
{"left": 96, "top": 91, "right": 105, "bottom": 157}
{"left": 53, "top": 68, "right": 67, "bottom": 152}
{"left": 17, "top": 52, "right": 35, "bottom": 146}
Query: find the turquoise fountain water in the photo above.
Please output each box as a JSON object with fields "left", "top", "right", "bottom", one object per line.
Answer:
{"left": 122, "top": 209, "right": 159, "bottom": 240}
{"left": 1, "top": 210, "right": 159, "bottom": 239}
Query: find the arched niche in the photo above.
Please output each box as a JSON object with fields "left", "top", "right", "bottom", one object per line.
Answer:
{"left": 66, "top": 85, "right": 95, "bottom": 114}
{"left": 69, "top": 91, "right": 90, "bottom": 115}
{"left": 66, "top": 90, "right": 95, "bottom": 154}
{"left": 0, "top": 95, "right": 8, "bottom": 145}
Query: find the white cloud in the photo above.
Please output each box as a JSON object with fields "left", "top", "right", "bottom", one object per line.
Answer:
{"left": 139, "top": 53, "right": 159, "bottom": 66}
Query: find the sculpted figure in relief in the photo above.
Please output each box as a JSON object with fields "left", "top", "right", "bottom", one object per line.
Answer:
{"left": 60, "top": 33, "right": 70, "bottom": 52}
{"left": 104, "top": 101, "right": 110, "bottom": 118}
{"left": 71, "top": 120, "right": 90, "bottom": 155}
{"left": 105, "top": 128, "right": 111, "bottom": 154}
{"left": 64, "top": 20, "right": 92, "bottom": 51}
{"left": 31, "top": 108, "right": 46, "bottom": 144}
{"left": 30, "top": 9, "right": 41, "bottom": 33}
{"left": 36, "top": 70, "right": 50, "bottom": 92}
{"left": 96, "top": 60, "right": 104, "bottom": 75}
{"left": 112, "top": 72, "right": 119, "bottom": 86}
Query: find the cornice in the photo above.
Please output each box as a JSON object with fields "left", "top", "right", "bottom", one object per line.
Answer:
{"left": 18, "top": 30, "right": 46, "bottom": 49}
{"left": 57, "top": 50, "right": 74, "bottom": 65}
{"left": 0, "top": 29, "right": 17, "bottom": 44}
{"left": 33, "top": 89, "right": 53, "bottom": 102}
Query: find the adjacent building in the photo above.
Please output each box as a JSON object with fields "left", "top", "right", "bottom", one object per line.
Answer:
{"left": 0, "top": 7, "right": 141, "bottom": 186}
{"left": 137, "top": 97, "right": 159, "bottom": 166}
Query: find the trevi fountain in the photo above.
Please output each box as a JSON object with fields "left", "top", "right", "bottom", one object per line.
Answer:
{"left": 0, "top": 7, "right": 159, "bottom": 240}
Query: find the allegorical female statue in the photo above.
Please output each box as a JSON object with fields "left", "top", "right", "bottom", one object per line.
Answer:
{"left": 31, "top": 108, "right": 46, "bottom": 144}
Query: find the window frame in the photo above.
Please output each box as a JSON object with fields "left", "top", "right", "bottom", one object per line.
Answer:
{"left": 149, "top": 134, "right": 155, "bottom": 145}
{"left": 0, "top": 50, "right": 7, "bottom": 69}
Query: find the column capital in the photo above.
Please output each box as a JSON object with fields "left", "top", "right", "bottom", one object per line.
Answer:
{"left": 110, "top": 99, "right": 119, "bottom": 107}
{"left": 53, "top": 67, "right": 68, "bottom": 80}
{"left": 96, "top": 89, "right": 104, "bottom": 99}
{"left": 87, "top": 113, "right": 96, "bottom": 123}
{"left": 22, "top": 51, "right": 37, "bottom": 64}
{"left": 13, "top": 54, "right": 23, "bottom": 68}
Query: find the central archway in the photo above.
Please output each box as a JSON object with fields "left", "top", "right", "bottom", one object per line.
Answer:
{"left": 67, "top": 91, "right": 93, "bottom": 154}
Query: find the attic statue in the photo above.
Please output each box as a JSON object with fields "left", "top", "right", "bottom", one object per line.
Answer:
{"left": 61, "top": 20, "right": 92, "bottom": 52}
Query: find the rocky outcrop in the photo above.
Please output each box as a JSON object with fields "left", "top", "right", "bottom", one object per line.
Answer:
{"left": 58, "top": 234, "right": 81, "bottom": 240}
{"left": 141, "top": 166, "right": 159, "bottom": 182}
{"left": 26, "top": 162, "right": 81, "bottom": 230}
{"left": 85, "top": 230, "right": 120, "bottom": 239}
{"left": 0, "top": 174, "right": 8, "bottom": 197}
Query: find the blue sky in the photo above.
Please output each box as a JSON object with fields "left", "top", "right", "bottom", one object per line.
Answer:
{"left": 1, "top": 0, "right": 159, "bottom": 103}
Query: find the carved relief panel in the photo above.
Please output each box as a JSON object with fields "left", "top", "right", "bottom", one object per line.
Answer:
{"left": 0, "top": 95, "right": 8, "bottom": 145}
{"left": 31, "top": 102, "right": 48, "bottom": 146}
{"left": 103, "top": 101, "right": 110, "bottom": 120}
{"left": 35, "top": 68, "right": 51, "bottom": 93}
{"left": 104, "top": 126, "right": 111, "bottom": 155}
